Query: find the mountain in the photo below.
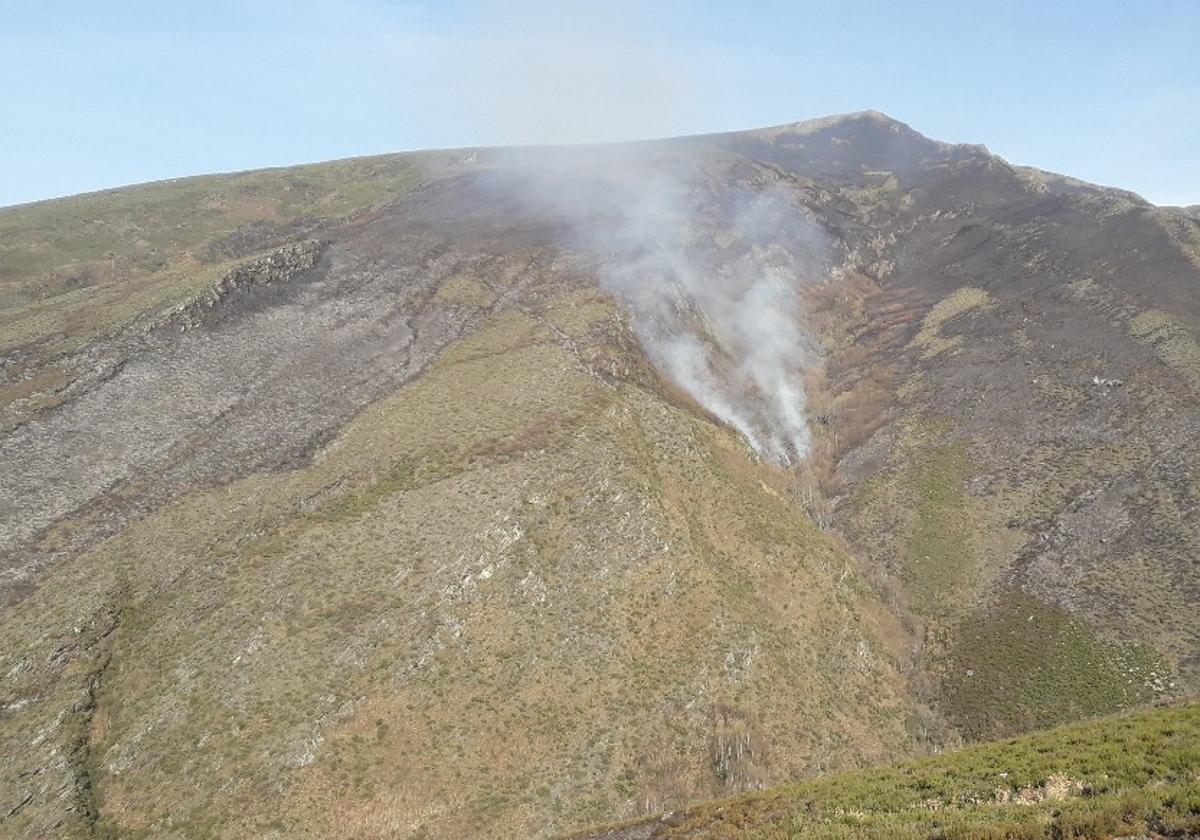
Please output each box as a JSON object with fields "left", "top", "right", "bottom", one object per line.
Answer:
{"left": 1, "top": 112, "right": 1197, "bottom": 839}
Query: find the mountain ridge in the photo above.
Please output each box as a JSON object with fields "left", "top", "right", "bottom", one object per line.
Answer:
{"left": 1, "top": 110, "right": 1175, "bottom": 214}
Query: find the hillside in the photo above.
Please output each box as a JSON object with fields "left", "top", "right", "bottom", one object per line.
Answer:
{"left": 1, "top": 112, "right": 1198, "bottom": 839}
{"left": 575, "top": 699, "right": 1200, "bottom": 839}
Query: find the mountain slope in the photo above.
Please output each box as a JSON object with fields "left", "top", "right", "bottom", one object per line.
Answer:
{"left": 574, "top": 699, "right": 1200, "bottom": 840}
{"left": 739, "top": 116, "right": 1200, "bottom": 740}
{"left": 1, "top": 112, "right": 1198, "bottom": 838}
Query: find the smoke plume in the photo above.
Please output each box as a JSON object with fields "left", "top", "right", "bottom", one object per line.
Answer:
{"left": 499, "top": 144, "right": 830, "bottom": 465}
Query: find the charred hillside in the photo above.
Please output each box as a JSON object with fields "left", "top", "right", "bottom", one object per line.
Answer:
{"left": 1, "top": 112, "right": 1198, "bottom": 839}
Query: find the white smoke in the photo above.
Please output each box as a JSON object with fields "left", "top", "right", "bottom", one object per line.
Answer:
{"left": 496, "top": 144, "right": 830, "bottom": 465}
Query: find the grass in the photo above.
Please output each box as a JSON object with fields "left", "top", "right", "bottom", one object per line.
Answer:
{"left": 937, "top": 590, "right": 1163, "bottom": 740}
{"left": 0, "top": 153, "right": 424, "bottom": 289}
{"left": 1129, "top": 308, "right": 1200, "bottom": 394}
{"left": 575, "top": 699, "right": 1200, "bottom": 839}
{"left": 0, "top": 153, "right": 428, "bottom": 359}
{"left": 841, "top": 415, "right": 985, "bottom": 620}
{"left": 433, "top": 272, "right": 496, "bottom": 308}
{"left": 903, "top": 441, "right": 975, "bottom": 614}
{"left": 912, "top": 287, "right": 992, "bottom": 359}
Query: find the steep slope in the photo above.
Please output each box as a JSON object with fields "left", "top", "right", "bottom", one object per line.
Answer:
{"left": 1, "top": 293, "right": 916, "bottom": 838}
{"left": 728, "top": 115, "right": 1200, "bottom": 740}
{"left": 1, "top": 113, "right": 1198, "bottom": 839}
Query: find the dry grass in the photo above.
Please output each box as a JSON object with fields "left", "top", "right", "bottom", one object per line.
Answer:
{"left": 1130, "top": 308, "right": 1200, "bottom": 393}
{"left": 0, "top": 290, "right": 920, "bottom": 839}
{"left": 911, "top": 288, "right": 992, "bottom": 359}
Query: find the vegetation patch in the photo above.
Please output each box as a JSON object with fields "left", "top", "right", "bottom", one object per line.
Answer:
{"left": 912, "top": 287, "right": 992, "bottom": 359}
{"left": 1155, "top": 210, "right": 1200, "bottom": 272}
{"left": 574, "top": 700, "right": 1200, "bottom": 839}
{"left": 841, "top": 417, "right": 982, "bottom": 620}
{"left": 937, "top": 590, "right": 1162, "bottom": 740}
{"left": 434, "top": 272, "right": 495, "bottom": 308}
{"left": 0, "top": 154, "right": 428, "bottom": 356}
{"left": 1129, "top": 308, "right": 1200, "bottom": 393}
{"left": 903, "top": 440, "right": 975, "bottom": 614}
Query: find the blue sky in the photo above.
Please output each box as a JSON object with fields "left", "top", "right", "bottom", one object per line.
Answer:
{"left": 2, "top": 1, "right": 1197, "bottom": 207}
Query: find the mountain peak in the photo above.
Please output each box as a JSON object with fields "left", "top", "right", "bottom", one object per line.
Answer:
{"left": 749, "top": 109, "right": 915, "bottom": 141}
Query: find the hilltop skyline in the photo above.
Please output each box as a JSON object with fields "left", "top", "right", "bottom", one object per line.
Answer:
{"left": 2, "top": 0, "right": 1197, "bottom": 207}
